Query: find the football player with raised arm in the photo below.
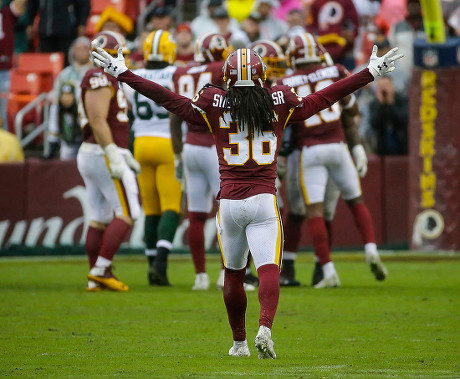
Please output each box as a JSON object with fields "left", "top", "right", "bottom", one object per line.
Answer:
{"left": 278, "top": 32, "right": 388, "bottom": 288}
{"left": 124, "top": 30, "right": 180, "bottom": 286}
{"left": 92, "top": 43, "right": 402, "bottom": 358}
{"left": 77, "top": 31, "right": 141, "bottom": 292}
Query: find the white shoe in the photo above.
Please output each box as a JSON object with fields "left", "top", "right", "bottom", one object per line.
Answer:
{"left": 366, "top": 251, "right": 388, "bottom": 281}
{"left": 243, "top": 282, "right": 256, "bottom": 292}
{"left": 255, "top": 326, "right": 276, "bottom": 359}
{"left": 228, "top": 340, "right": 250, "bottom": 357}
{"left": 216, "top": 269, "right": 225, "bottom": 290}
{"left": 192, "top": 273, "right": 210, "bottom": 290}
{"left": 314, "top": 272, "right": 341, "bottom": 288}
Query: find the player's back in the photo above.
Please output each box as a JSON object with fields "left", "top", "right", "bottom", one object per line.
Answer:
{"left": 129, "top": 66, "right": 177, "bottom": 138}
{"left": 79, "top": 67, "right": 130, "bottom": 148}
{"left": 192, "top": 83, "right": 302, "bottom": 199}
{"left": 280, "top": 63, "right": 348, "bottom": 147}
{"left": 173, "top": 61, "right": 224, "bottom": 146}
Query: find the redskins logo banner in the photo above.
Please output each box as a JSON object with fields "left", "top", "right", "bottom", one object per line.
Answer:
{"left": 409, "top": 39, "right": 460, "bottom": 251}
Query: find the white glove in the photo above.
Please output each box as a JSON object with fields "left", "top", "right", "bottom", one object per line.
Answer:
{"left": 91, "top": 47, "right": 128, "bottom": 78}
{"left": 124, "top": 151, "right": 141, "bottom": 175}
{"left": 174, "top": 153, "right": 184, "bottom": 182}
{"left": 352, "top": 144, "right": 368, "bottom": 178}
{"left": 367, "top": 45, "right": 404, "bottom": 79}
{"left": 104, "top": 143, "right": 125, "bottom": 179}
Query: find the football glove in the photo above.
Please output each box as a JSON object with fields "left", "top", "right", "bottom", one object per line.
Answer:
{"left": 367, "top": 45, "right": 404, "bottom": 79}
{"left": 124, "top": 151, "right": 141, "bottom": 175}
{"left": 352, "top": 144, "right": 368, "bottom": 178}
{"left": 104, "top": 143, "right": 125, "bottom": 179}
{"left": 92, "top": 47, "right": 128, "bottom": 78}
{"left": 174, "top": 153, "right": 184, "bottom": 182}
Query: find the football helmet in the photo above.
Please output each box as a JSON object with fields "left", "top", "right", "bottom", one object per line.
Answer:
{"left": 222, "top": 48, "right": 267, "bottom": 87}
{"left": 195, "top": 32, "right": 233, "bottom": 63}
{"left": 286, "top": 32, "right": 322, "bottom": 68}
{"left": 91, "top": 31, "right": 129, "bottom": 58}
{"left": 144, "top": 30, "right": 176, "bottom": 64}
{"left": 248, "top": 40, "right": 287, "bottom": 79}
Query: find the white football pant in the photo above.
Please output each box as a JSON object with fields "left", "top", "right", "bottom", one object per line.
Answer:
{"left": 216, "top": 193, "right": 283, "bottom": 270}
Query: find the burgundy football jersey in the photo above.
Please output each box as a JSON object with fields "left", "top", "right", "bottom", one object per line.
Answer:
{"left": 279, "top": 63, "right": 349, "bottom": 148}
{"left": 173, "top": 61, "right": 224, "bottom": 147}
{"left": 191, "top": 84, "right": 303, "bottom": 199}
{"left": 0, "top": 4, "right": 20, "bottom": 70}
{"left": 79, "top": 68, "right": 130, "bottom": 149}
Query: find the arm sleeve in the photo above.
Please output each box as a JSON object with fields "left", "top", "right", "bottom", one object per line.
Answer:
{"left": 118, "top": 70, "right": 206, "bottom": 126}
{"left": 290, "top": 68, "right": 373, "bottom": 122}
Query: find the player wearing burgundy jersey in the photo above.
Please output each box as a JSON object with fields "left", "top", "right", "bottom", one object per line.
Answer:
{"left": 279, "top": 32, "right": 388, "bottom": 288}
{"left": 77, "top": 31, "right": 141, "bottom": 292}
{"left": 92, "top": 42, "right": 402, "bottom": 357}
{"left": 171, "top": 33, "right": 232, "bottom": 291}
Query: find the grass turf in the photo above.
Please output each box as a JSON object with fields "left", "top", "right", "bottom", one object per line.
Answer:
{"left": 0, "top": 252, "right": 459, "bottom": 378}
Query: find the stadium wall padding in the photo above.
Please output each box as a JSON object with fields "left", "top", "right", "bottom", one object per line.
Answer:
{"left": 0, "top": 156, "right": 409, "bottom": 255}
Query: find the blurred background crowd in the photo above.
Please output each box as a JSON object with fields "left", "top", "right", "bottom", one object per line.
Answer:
{"left": 1, "top": 0, "right": 460, "bottom": 163}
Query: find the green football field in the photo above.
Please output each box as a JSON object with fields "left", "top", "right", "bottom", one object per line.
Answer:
{"left": 1, "top": 252, "right": 459, "bottom": 378}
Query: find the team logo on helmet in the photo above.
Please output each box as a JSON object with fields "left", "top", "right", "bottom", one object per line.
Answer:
{"left": 248, "top": 40, "right": 287, "bottom": 79}
{"left": 222, "top": 48, "right": 267, "bottom": 87}
{"left": 91, "top": 31, "right": 129, "bottom": 57}
{"left": 195, "top": 33, "right": 233, "bottom": 63}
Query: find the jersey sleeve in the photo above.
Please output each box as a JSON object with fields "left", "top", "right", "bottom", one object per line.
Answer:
{"left": 118, "top": 70, "right": 207, "bottom": 126}
{"left": 289, "top": 68, "right": 373, "bottom": 122}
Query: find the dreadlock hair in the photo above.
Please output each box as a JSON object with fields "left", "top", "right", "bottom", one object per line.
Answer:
{"left": 223, "top": 86, "right": 277, "bottom": 139}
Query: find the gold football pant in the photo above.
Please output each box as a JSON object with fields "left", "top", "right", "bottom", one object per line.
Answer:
{"left": 134, "top": 136, "right": 182, "bottom": 215}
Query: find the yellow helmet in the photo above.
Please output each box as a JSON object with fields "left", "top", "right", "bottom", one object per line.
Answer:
{"left": 144, "top": 30, "right": 176, "bottom": 64}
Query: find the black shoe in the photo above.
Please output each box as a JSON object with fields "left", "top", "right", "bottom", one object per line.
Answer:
{"left": 279, "top": 274, "right": 301, "bottom": 287}
{"left": 311, "top": 261, "right": 323, "bottom": 286}
{"left": 244, "top": 272, "right": 259, "bottom": 287}
{"left": 148, "top": 265, "right": 171, "bottom": 286}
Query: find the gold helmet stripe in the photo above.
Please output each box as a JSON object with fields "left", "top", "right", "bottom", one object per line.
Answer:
{"left": 305, "top": 33, "right": 316, "bottom": 60}
{"left": 241, "top": 49, "right": 248, "bottom": 81}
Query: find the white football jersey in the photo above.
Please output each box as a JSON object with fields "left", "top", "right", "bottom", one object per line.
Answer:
{"left": 126, "top": 66, "right": 177, "bottom": 138}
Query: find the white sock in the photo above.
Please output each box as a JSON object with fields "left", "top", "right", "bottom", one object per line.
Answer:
{"left": 258, "top": 325, "right": 271, "bottom": 338}
{"left": 314, "top": 255, "right": 320, "bottom": 263}
{"left": 322, "top": 261, "right": 336, "bottom": 278}
{"left": 245, "top": 268, "right": 251, "bottom": 275}
{"left": 365, "top": 243, "right": 377, "bottom": 256}
{"left": 283, "top": 251, "right": 297, "bottom": 261}
{"left": 95, "top": 256, "right": 111, "bottom": 268}
{"left": 145, "top": 249, "right": 157, "bottom": 257}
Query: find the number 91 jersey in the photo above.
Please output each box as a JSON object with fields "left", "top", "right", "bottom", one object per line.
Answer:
{"left": 79, "top": 68, "right": 130, "bottom": 148}
{"left": 125, "top": 66, "right": 177, "bottom": 138}
{"left": 278, "top": 63, "right": 349, "bottom": 148}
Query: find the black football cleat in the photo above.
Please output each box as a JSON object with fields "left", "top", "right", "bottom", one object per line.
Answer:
{"left": 311, "top": 261, "right": 324, "bottom": 286}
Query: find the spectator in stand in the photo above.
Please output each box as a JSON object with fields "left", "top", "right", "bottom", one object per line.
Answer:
{"left": 369, "top": 75, "right": 408, "bottom": 155}
{"left": 0, "top": 0, "right": 26, "bottom": 131}
{"left": 26, "top": 0, "right": 89, "bottom": 64}
{"left": 275, "top": 0, "right": 302, "bottom": 21}
{"left": 191, "top": 0, "right": 240, "bottom": 37}
{"left": 387, "top": 0, "right": 424, "bottom": 88}
{"left": 241, "top": 13, "right": 261, "bottom": 43}
{"left": 211, "top": 6, "right": 250, "bottom": 47}
{"left": 146, "top": 6, "right": 173, "bottom": 32}
{"left": 94, "top": 5, "right": 134, "bottom": 37}
{"left": 307, "top": 0, "right": 359, "bottom": 70}
{"left": 255, "top": 0, "right": 288, "bottom": 41}
{"left": 46, "top": 36, "right": 91, "bottom": 160}
{"left": 286, "top": 8, "right": 306, "bottom": 36}
{"left": 0, "top": 128, "right": 24, "bottom": 162}
{"left": 174, "top": 22, "right": 195, "bottom": 66}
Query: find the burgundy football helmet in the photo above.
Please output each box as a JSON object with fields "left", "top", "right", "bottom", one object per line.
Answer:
{"left": 248, "top": 40, "right": 287, "bottom": 79}
{"left": 223, "top": 48, "right": 267, "bottom": 87}
{"left": 286, "top": 32, "right": 322, "bottom": 68}
{"left": 195, "top": 32, "right": 233, "bottom": 63}
{"left": 91, "top": 31, "right": 129, "bottom": 57}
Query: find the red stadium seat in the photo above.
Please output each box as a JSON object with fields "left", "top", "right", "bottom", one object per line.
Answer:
{"left": 15, "top": 52, "right": 64, "bottom": 93}
{"left": 90, "top": 0, "right": 127, "bottom": 14}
